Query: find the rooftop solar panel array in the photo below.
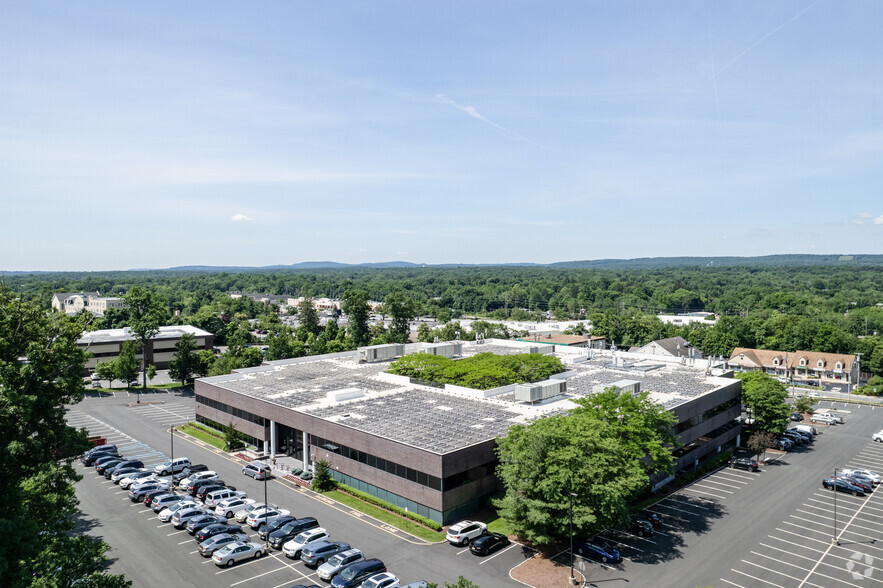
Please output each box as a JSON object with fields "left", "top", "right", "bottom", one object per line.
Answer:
{"left": 304, "top": 388, "right": 520, "bottom": 454}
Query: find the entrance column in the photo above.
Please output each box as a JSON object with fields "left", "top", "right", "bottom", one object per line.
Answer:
{"left": 302, "top": 431, "right": 309, "bottom": 471}
{"left": 269, "top": 420, "right": 276, "bottom": 458}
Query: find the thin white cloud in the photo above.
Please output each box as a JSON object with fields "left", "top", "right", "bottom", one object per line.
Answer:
{"left": 874, "top": 215, "right": 883, "bottom": 225}
{"left": 435, "top": 94, "right": 544, "bottom": 149}
{"left": 859, "top": 212, "right": 873, "bottom": 218}
{"left": 231, "top": 214, "right": 255, "bottom": 222}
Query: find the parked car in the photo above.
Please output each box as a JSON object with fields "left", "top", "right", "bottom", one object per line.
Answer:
{"left": 144, "top": 490, "right": 173, "bottom": 508}
{"left": 573, "top": 539, "right": 622, "bottom": 564}
{"left": 198, "top": 533, "right": 248, "bottom": 557}
{"left": 105, "top": 460, "right": 144, "bottom": 479}
{"left": 173, "top": 464, "right": 209, "bottom": 486}
{"left": 873, "top": 431, "right": 883, "bottom": 443}
{"left": 82, "top": 446, "right": 120, "bottom": 465}
{"left": 823, "top": 477, "right": 866, "bottom": 496}
{"left": 793, "top": 424, "right": 818, "bottom": 436}
{"left": 317, "top": 549, "right": 365, "bottom": 581}
{"left": 212, "top": 542, "right": 266, "bottom": 567}
{"left": 242, "top": 461, "right": 272, "bottom": 480}
{"left": 329, "top": 558, "right": 387, "bottom": 588}
{"left": 281, "top": 526, "right": 328, "bottom": 558}
{"left": 300, "top": 540, "right": 351, "bottom": 567}
{"left": 787, "top": 429, "right": 813, "bottom": 443}
{"left": 775, "top": 437, "right": 794, "bottom": 451}
{"left": 781, "top": 431, "right": 807, "bottom": 445}
{"left": 186, "top": 514, "right": 226, "bottom": 535}
{"left": 158, "top": 500, "right": 198, "bottom": 523}
{"left": 247, "top": 507, "right": 291, "bottom": 530}
{"left": 95, "top": 458, "right": 124, "bottom": 475}
{"left": 729, "top": 458, "right": 759, "bottom": 472}
{"left": 190, "top": 478, "right": 227, "bottom": 497}
{"left": 840, "top": 476, "right": 873, "bottom": 493}
{"left": 630, "top": 519, "right": 654, "bottom": 537}
{"left": 361, "top": 572, "right": 400, "bottom": 588}
{"left": 811, "top": 414, "right": 836, "bottom": 425}
{"left": 153, "top": 493, "right": 188, "bottom": 513}
{"left": 790, "top": 412, "right": 803, "bottom": 421}
{"left": 119, "top": 471, "right": 155, "bottom": 489}
{"left": 171, "top": 506, "right": 209, "bottom": 529}
{"left": 843, "top": 468, "right": 881, "bottom": 484}
{"left": 261, "top": 515, "right": 300, "bottom": 542}
{"left": 469, "top": 532, "right": 511, "bottom": 556}
{"left": 110, "top": 467, "right": 144, "bottom": 483}
{"left": 641, "top": 512, "right": 661, "bottom": 528}
{"left": 180, "top": 471, "right": 218, "bottom": 492}
{"left": 129, "top": 481, "right": 170, "bottom": 502}
{"left": 215, "top": 497, "right": 255, "bottom": 519}
{"left": 195, "top": 523, "right": 244, "bottom": 543}
{"left": 154, "top": 457, "right": 191, "bottom": 476}
{"left": 195, "top": 483, "right": 230, "bottom": 501}
{"left": 205, "top": 488, "right": 247, "bottom": 508}
{"left": 446, "top": 520, "right": 488, "bottom": 546}
{"left": 234, "top": 502, "right": 266, "bottom": 523}
{"left": 815, "top": 412, "right": 844, "bottom": 424}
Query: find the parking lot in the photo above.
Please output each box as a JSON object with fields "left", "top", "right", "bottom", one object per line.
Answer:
{"left": 68, "top": 394, "right": 531, "bottom": 587}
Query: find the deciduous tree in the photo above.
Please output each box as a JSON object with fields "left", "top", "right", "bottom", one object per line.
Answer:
{"left": 169, "top": 333, "right": 199, "bottom": 385}
{"left": 739, "top": 372, "right": 791, "bottom": 434}
{"left": 115, "top": 340, "right": 139, "bottom": 386}
{"left": 124, "top": 287, "right": 168, "bottom": 395}
{"left": 343, "top": 289, "right": 371, "bottom": 347}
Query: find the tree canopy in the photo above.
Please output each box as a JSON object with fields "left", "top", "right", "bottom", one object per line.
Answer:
{"left": 738, "top": 372, "right": 791, "bottom": 434}
{"left": 495, "top": 387, "right": 677, "bottom": 545}
{"left": 0, "top": 286, "right": 130, "bottom": 587}
{"left": 387, "top": 352, "right": 565, "bottom": 390}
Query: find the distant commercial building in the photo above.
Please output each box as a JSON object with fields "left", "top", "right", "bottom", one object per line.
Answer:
{"left": 77, "top": 325, "right": 214, "bottom": 372}
{"left": 631, "top": 336, "right": 703, "bottom": 360}
{"left": 51, "top": 292, "right": 127, "bottom": 317}
{"left": 195, "top": 340, "right": 739, "bottom": 524}
{"left": 657, "top": 312, "right": 717, "bottom": 326}
{"left": 728, "top": 347, "right": 858, "bottom": 388}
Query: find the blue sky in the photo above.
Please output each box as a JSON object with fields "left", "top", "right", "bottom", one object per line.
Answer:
{"left": 2, "top": 1, "right": 881, "bottom": 271}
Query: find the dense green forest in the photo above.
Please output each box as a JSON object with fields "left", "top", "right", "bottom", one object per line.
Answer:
{"left": 4, "top": 263, "right": 883, "bottom": 376}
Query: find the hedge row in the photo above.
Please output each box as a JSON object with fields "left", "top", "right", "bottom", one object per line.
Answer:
{"left": 334, "top": 484, "right": 443, "bottom": 531}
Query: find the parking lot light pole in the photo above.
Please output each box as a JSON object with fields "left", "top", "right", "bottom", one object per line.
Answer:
{"left": 832, "top": 467, "right": 840, "bottom": 546}
{"left": 569, "top": 491, "right": 578, "bottom": 585}
{"left": 263, "top": 475, "right": 269, "bottom": 548}
{"left": 170, "top": 425, "right": 174, "bottom": 483}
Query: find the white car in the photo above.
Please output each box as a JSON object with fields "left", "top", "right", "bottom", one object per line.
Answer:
{"left": 815, "top": 412, "right": 844, "bottom": 424}
{"left": 119, "top": 471, "right": 156, "bottom": 489}
{"left": 111, "top": 467, "right": 146, "bottom": 484}
{"left": 362, "top": 573, "right": 400, "bottom": 588}
{"left": 282, "top": 527, "right": 329, "bottom": 559}
{"left": 234, "top": 502, "right": 266, "bottom": 524}
{"left": 845, "top": 469, "right": 882, "bottom": 483}
{"left": 246, "top": 507, "right": 291, "bottom": 529}
{"left": 446, "top": 520, "right": 488, "bottom": 546}
{"left": 873, "top": 431, "right": 883, "bottom": 443}
{"left": 180, "top": 471, "right": 218, "bottom": 491}
{"left": 204, "top": 488, "right": 247, "bottom": 508}
{"left": 215, "top": 498, "right": 255, "bottom": 519}
{"left": 810, "top": 414, "right": 836, "bottom": 425}
{"left": 158, "top": 500, "right": 198, "bottom": 523}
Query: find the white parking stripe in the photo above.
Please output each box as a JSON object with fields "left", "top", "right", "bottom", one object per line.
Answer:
{"left": 730, "top": 568, "right": 786, "bottom": 587}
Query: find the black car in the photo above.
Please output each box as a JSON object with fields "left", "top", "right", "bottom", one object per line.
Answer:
{"left": 469, "top": 532, "right": 510, "bottom": 556}
{"left": 144, "top": 490, "right": 173, "bottom": 508}
{"left": 630, "top": 519, "right": 654, "bottom": 537}
{"left": 196, "top": 484, "right": 231, "bottom": 501}
{"left": 105, "top": 460, "right": 144, "bottom": 479}
{"left": 96, "top": 459, "right": 124, "bottom": 475}
{"left": 790, "top": 412, "right": 803, "bottom": 421}
{"left": 195, "top": 523, "right": 244, "bottom": 543}
{"left": 840, "top": 476, "right": 873, "bottom": 493}
{"left": 641, "top": 512, "right": 661, "bottom": 528}
{"left": 729, "top": 458, "right": 759, "bottom": 472}
{"left": 186, "top": 514, "right": 226, "bottom": 535}
{"left": 190, "top": 478, "right": 226, "bottom": 497}
{"left": 823, "top": 477, "right": 865, "bottom": 496}
{"left": 265, "top": 516, "right": 312, "bottom": 544}
{"left": 81, "top": 446, "right": 119, "bottom": 465}
{"left": 173, "top": 464, "right": 209, "bottom": 486}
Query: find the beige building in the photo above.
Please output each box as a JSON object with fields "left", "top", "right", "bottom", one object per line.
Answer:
{"left": 78, "top": 325, "right": 214, "bottom": 372}
{"left": 52, "top": 292, "right": 127, "bottom": 317}
{"left": 728, "top": 347, "right": 858, "bottom": 387}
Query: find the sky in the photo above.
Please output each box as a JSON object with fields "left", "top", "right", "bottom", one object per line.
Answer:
{"left": 1, "top": 1, "right": 882, "bottom": 271}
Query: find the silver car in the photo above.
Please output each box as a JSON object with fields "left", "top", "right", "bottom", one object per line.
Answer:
{"left": 317, "top": 548, "right": 365, "bottom": 581}
{"left": 300, "top": 540, "right": 351, "bottom": 567}
{"left": 212, "top": 541, "right": 266, "bottom": 567}
{"left": 158, "top": 500, "right": 198, "bottom": 523}
{"left": 198, "top": 533, "right": 248, "bottom": 557}
{"left": 234, "top": 502, "right": 266, "bottom": 524}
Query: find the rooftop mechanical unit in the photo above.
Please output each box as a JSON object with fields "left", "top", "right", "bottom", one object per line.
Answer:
{"left": 358, "top": 343, "right": 405, "bottom": 363}
{"left": 528, "top": 345, "right": 555, "bottom": 355}
{"left": 424, "top": 342, "right": 462, "bottom": 358}
{"left": 514, "top": 378, "right": 568, "bottom": 403}
{"left": 592, "top": 379, "right": 641, "bottom": 395}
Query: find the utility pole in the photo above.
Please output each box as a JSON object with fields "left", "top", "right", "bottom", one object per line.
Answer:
{"left": 832, "top": 467, "right": 840, "bottom": 545}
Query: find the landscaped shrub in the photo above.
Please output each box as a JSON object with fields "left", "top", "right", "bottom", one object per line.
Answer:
{"left": 388, "top": 352, "right": 565, "bottom": 390}
{"left": 335, "top": 483, "right": 443, "bottom": 531}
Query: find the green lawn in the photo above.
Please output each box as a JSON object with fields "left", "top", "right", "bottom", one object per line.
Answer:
{"left": 177, "top": 424, "right": 227, "bottom": 450}
{"left": 484, "top": 515, "right": 515, "bottom": 536}
{"left": 323, "top": 490, "right": 446, "bottom": 542}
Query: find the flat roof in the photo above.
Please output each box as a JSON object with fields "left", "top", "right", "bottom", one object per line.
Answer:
{"left": 78, "top": 324, "right": 213, "bottom": 345}
{"left": 199, "top": 340, "right": 736, "bottom": 455}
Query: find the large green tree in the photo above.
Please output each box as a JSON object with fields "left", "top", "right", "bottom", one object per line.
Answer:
{"left": 495, "top": 387, "right": 677, "bottom": 545}
{"left": 114, "top": 340, "right": 139, "bottom": 386}
{"left": 168, "top": 333, "right": 199, "bottom": 385}
{"left": 0, "top": 287, "right": 131, "bottom": 587}
{"left": 739, "top": 372, "right": 791, "bottom": 434}
{"left": 124, "top": 287, "right": 168, "bottom": 399}
{"left": 342, "top": 289, "right": 371, "bottom": 347}
{"left": 384, "top": 291, "right": 418, "bottom": 343}
{"left": 297, "top": 297, "right": 321, "bottom": 337}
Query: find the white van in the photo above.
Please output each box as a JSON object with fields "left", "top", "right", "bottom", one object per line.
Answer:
{"left": 794, "top": 424, "right": 818, "bottom": 436}
{"left": 154, "top": 457, "right": 191, "bottom": 476}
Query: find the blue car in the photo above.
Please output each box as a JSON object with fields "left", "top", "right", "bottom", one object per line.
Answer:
{"left": 823, "top": 478, "right": 865, "bottom": 496}
{"left": 574, "top": 539, "right": 621, "bottom": 564}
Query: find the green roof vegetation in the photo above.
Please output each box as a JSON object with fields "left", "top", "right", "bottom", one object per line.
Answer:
{"left": 386, "top": 351, "right": 565, "bottom": 390}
